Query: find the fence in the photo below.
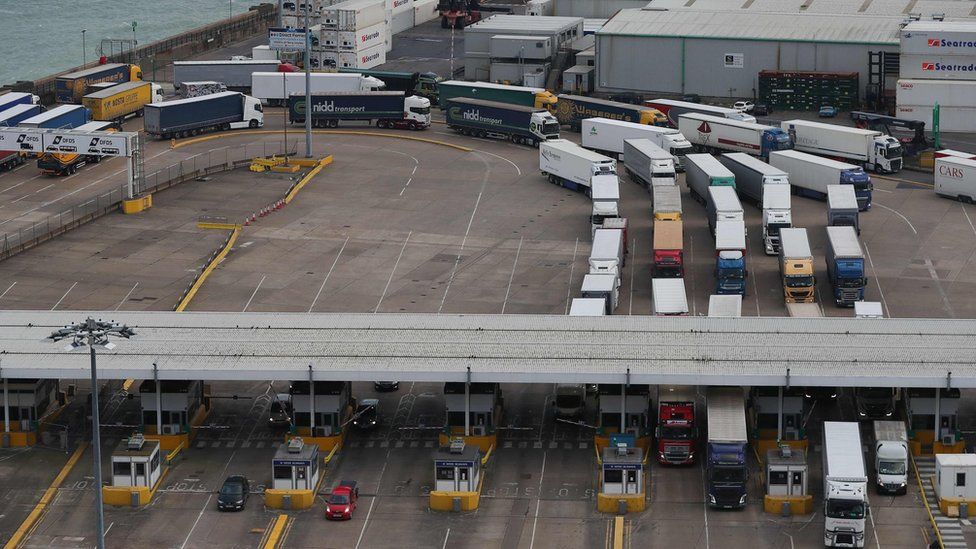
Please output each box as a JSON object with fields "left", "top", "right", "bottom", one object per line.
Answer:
{"left": 0, "top": 141, "right": 298, "bottom": 262}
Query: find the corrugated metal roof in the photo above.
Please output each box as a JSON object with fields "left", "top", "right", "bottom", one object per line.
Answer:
{"left": 644, "top": 0, "right": 976, "bottom": 17}
{"left": 465, "top": 14, "right": 584, "bottom": 33}
{"left": 599, "top": 8, "right": 904, "bottom": 44}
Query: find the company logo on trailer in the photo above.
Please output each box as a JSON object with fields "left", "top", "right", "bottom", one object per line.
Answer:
{"left": 362, "top": 51, "right": 382, "bottom": 63}
{"left": 922, "top": 61, "right": 976, "bottom": 72}
{"left": 394, "top": 0, "right": 409, "bottom": 7}
{"left": 361, "top": 30, "right": 381, "bottom": 42}
{"left": 696, "top": 121, "right": 712, "bottom": 143}
{"left": 461, "top": 108, "right": 502, "bottom": 125}
{"left": 926, "top": 37, "right": 976, "bottom": 48}
{"left": 939, "top": 165, "right": 966, "bottom": 179}
{"left": 928, "top": 38, "right": 941, "bottom": 47}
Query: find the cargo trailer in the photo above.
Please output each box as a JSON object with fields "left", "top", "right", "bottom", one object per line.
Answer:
{"left": 173, "top": 60, "right": 283, "bottom": 91}
{"left": 652, "top": 278, "right": 688, "bottom": 315}
{"left": 935, "top": 156, "right": 976, "bottom": 202}
{"left": 82, "top": 81, "right": 163, "bottom": 123}
{"left": 56, "top": 63, "right": 142, "bottom": 103}
{"left": 449, "top": 98, "right": 559, "bottom": 146}
{"left": 679, "top": 113, "right": 792, "bottom": 160}
{"left": 685, "top": 153, "right": 735, "bottom": 204}
{"left": 289, "top": 91, "right": 431, "bottom": 129}
{"left": 769, "top": 150, "right": 872, "bottom": 211}
{"left": 144, "top": 92, "right": 264, "bottom": 138}
{"left": 623, "top": 138, "right": 676, "bottom": 188}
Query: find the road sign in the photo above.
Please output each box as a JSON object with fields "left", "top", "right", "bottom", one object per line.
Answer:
{"left": 0, "top": 128, "right": 43, "bottom": 152}
{"left": 0, "top": 128, "right": 132, "bottom": 157}
{"left": 269, "top": 27, "right": 308, "bottom": 51}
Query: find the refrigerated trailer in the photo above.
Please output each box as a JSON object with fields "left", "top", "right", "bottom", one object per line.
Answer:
{"left": 678, "top": 113, "right": 792, "bottom": 160}
{"left": 823, "top": 422, "right": 867, "bottom": 547}
{"left": 251, "top": 72, "right": 385, "bottom": 105}
{"left": 769, "top": 150, "right": 873, "bottom": 211}
{"left": 623, "top": 138, "right": 676, "bottom": 188}
{"left": 173, "top": 60, "right": 283, "bottom": 91}
{"left": 539, "top": 139, "right": 616, "bottom": 195}
{"left": 781, "top": 119, "right": 902, "bottom": 174}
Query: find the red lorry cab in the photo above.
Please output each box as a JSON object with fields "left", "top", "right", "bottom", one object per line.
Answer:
{"left": 656, "top": 386, "right": 697, "bottom": 465}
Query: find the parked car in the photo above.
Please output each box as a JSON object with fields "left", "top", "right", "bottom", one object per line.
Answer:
{"left": 752, "top": 103, "right": 770, "bottom": 116}
{"left": 819, "top": 105, "right": 839, "bottom": 118}
{"left": 268, "top": 394, "right": 293, "bottom": 429}
{"left": 326, "top": 480, "right": 359, "bottom": 520}
{"left": 352, "top": 398, "right": 379, "bottom": 429}
{"left": 681, "top": 93, "right": 702, "bottom": 103}
{"left": 217, "top": 475, "right": 250, "bottom": 511}
{"left": 732, "top": 100, "right": 754, "bottom": 113}
{"left": 374, "top": 381, "right": 399, "bottom": 392}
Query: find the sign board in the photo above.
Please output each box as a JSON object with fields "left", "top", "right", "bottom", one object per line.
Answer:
{"left": 0, "top": 128, "right": 132, "bottom": 157}
{"left": 0, "top": 129, "right": 43, "bottom": 152}
{"left": 269, "top": 27, "right": 308, "bottom": 51}
{"left": 724, "top": 53, "right": 744, "bottom": 69}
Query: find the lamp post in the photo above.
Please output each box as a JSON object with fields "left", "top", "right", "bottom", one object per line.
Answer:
{"left": 304, "top": 7, "right": 312, "bottom": 158}
{"left": 82, "top": 29, "right": 87, "bottom": 68}
{"left": 48, "top": 319, "right": 136, "bottom": 549}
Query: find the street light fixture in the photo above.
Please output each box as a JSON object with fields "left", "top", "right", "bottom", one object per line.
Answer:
{"left": 48, "top": 318, "right": 135, "bottom": 549}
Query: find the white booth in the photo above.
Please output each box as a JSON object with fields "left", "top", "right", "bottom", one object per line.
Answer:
{"left": 600, "top": 444, "right": 644, "bottom": 495}
{"left": 936, "top": 454, "right": 976, "bottom": 500}
{"left": 766, "top": 445, "right": 808, "bottom": 497}
{"left": 444, "top": 382, "right": 501, "bottom": 437}
{"left": 433, "top": 440, "right": 482, "bottom": 492}
{"left": 598, "top": 384, "right": 651, "bottom": 437}
{"left": 290, "top": 381, "right": 351, "bottom": 437}
{"left": 272, "top": 438, "right": 320, "bottom": 490}
{"left": 139, "top": 380, "right": 205, "bottom": 435}
{"left": 111, "top": 434, "right": 162, "bottom": 489}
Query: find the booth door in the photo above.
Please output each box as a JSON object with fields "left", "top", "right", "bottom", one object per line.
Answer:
{"left": 790, "top": 470, "right": 805, "bottom": 496}
{"left": 625, "top": 469, "right": 639, "bottom": 494}
{"left": 135, "top": 461, "right": 147, "bottom": 487}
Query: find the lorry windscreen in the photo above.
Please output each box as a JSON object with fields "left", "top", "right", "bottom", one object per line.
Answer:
{"left": 555, "top": 394, "right": 582, "bottom": 408}
{"left": 719, "top": 268, "right": 744, "bottom": 279}
{"left": 543, "top": 122, "right": 560, "bottom": 135}
{"left": 883, "top": 145, "right": 903, "bottom": 159}
{"left": 767, "top": 222, "right": 790, "bottom": 235}
{"left": 410, "top": 107, "right": 431, "bottom": 115}
{"left": 785, "top": 276, "right": 813, "bottom": 288}
{"left": 878, "top": 460, "right": 906, "bottom": 475}
{"left": 826, "top": 499, "right": 865, "bottom": 519}
{"left": 710, "top": 466, "right": 745, "bottom": 483}
{"left": 660, "top": 426, "right": 692, "bottom": 440}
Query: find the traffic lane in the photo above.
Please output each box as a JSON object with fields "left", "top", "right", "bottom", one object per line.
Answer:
{"left": 0, "top": 448, "right": 71, "bottom": 544}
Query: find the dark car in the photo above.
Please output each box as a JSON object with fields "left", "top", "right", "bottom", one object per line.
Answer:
{"left": 681, "top": 93, "right": 702, "bottom": 103}
{"left": 374, "top": 381, "right": 399, "bottom": 391}
{"left": 352, "top": 398, "right": 379, "bottom": 429}
{"left": 752, "top": 103, "right": 770, "bottom": 116}
{"left": 217, "top": 475, "right": 249, "bottom": 511}
{"left": 268, "top": 395, "right": 293, "bottom": 429}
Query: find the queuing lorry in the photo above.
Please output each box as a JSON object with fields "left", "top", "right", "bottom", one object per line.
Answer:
{"left": 36, "top": 120, "right": 115, "bottom": 176}
{"left": 652, "top": 185, "right": 682, "bottom": 220}
{"left": 873, "top": 421, "right": 909, "bottom": 495}
{"left": 781, "top": 119, "right": 903, "bottom": 174}
{"left": 825, "top": 226, "right": 866, "bottom": 307}
{"left": 180, "top": 81, "right": 227, "bottom": 98}
{"left": 448, "top": 98, "right": 559, "bottom": 146}
{"left": 569, "top": 298, "right": 606, "bottom": 316}
{"left": 438, "top": 81, "right": 557, "bottom": 110}
{"left": 623, "top": 138, "right": 676, "bottom": 188}
{"left": 854, "top": 387, "right": 896, "bottom": 419}
{"left": 555, "top": 94, "right": 667, "bottom": 131}
{"left": 82, "top": 81, "right": 164, "bottom": 123}
{"left": 339, "top": 69, "right": 443, "bottom": 103}
{"left": 173, "top": 60, "right": 284, "bottom": 92}
{"left": 787, "top": 303, "right": 822, "bottom": 317}
{"left": 652, "top": 278, "right": 688, "bottom": 315}
{"left": 706, "top": 186, "right": 744, "bottom": 236}
{"left": 289, "top": 92, "right": 431, "bottom": 130}
{"left": 580, "top": 273, "right": 619, "bottom": 314}
{"left": 652, "top": 219, "right": 683, "bottom": 277}
{"left": 251, "top": 72, "right": 385, "bottom": 105}
{"left": 679, "top": 113, "right": 792, "bottom": 160}
{"left": 762, "top": 184, "right": 792, "bottom": 255}
{"left": 715, "top": 220, "right": 747, "bottom": 295}
{"left": 144, "top": 91, "right": 264, "bottom": 139}
{"left": 539, "top": 139, "right": 617, "bottom": 196}
{"left": 20, "top": 105, "right": 90, "bottom": 129}
{"left": 591, "top": 177, "right": 621, "bottom": 234}
{"left": 769, "top": 150, "right": 873, "bottom": 211}
{"left": 708, "top": 294, "right": 742, "bottom": 317}
{"left": 823, "top": 421, "right": 868, "bottom": 548}
{"left": 0, "top": 103, "right": 43, "bottom": 127}
{"left": 778, "top": 228, "right": 815, "bottom": 304}
{"left": 827, "top": 185, "right": 860, "bottom": 234}
{"left": 655, "top": 385, "right": 698, "bottom": 465}
{"left": 705, "top": 387, "right": 748, "bottom": 509}
{"left": 0, "top": 92, "right": 40, "bottom": 114}
{"left": 718, "top": 153, "right": 788, "bottom": 206}
{"left": 685, "top": 153, "right": 735, "bottom": 204}
{"left": 56, "top": 63, "right": 143, "bottom": 103}
{"left": 934, "top": 156, "right": 976, "bottom": 203}
{"left": 645, "top": 98, "right": 757, "bottom": 127}
{"left": 582, "top": 117, "right": 681, "bottom": 162}
{"left": 590, "top": 228, "right": 624, "bottom": 278}
{"left": 553, "top": 384, "right": 587, "bottom": 418}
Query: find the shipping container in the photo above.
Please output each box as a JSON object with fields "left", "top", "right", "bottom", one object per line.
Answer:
{"left": 0, "top": 104, "right": 43, "bottom": 127}
{"left": 173, "top": 60, "right": 282, "bottom": 91}
{"left": 338, "top": 43, "right": 387, "bottom": 69}
{"left": 414, "top": 0, "right": 439, "bottom": 23}
{"left": 895, "top": 104, "right": 976, "bottom": 133}
{"left": 82, "top": 81, "right": 163, "bottom": 122}
{"left": 337, "top": 22, "right": 387, "bottom": 51}
{"left": 758, "top": 71, "right": 859, "bottom": 111}
{"left": 899, "top": 53, "right": 976, "bottom": 81}
{"left": 391, "top": 9, "right": 415, "bottom": 34}
{"left": 323, "top": 0, "right": 386, "bottom": 31}
{"left": 900, "top": 21, "right": 976, "bottom": 56}
{"left": 896, "top": 79, "right": 976, "bottom": 108}
{"left": 56, "top": 63, "right": 142, "bottom": 104}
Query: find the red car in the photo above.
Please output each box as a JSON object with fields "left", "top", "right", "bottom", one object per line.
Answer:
{"left": 326, "top": 480, "right": 359, "bottom": 520}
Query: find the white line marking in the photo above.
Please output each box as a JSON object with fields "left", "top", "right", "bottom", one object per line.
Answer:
{"left": 0, "top": 173, "right": 44, "bottom": 194}
{"left": 861, "top": 242, "right": 890, "bottom": 318}
{"left": 309, "top": 237, "right": 349, "bottom": 312}
{"left": 688, "top": 235, "right": 697, "bottom": 316}
{"left": 115, "top": 282, "right": 139, "bottom": 311}
{"left": 628, "top": 237, "right": 636, "bottom": 315}
{"left": 399, "top": 177, "right": 412, "bottom": 197}
{"left": 874, "top": 202, "right": 917, "bottom": 235}
{"left": 438, "top": 190, "right": 484, "bottom": 313}
{"left": 700, "top": 456, "right": 710, "bottom": 549}
{"left": 355, "top": 449, "right": 391, "bottom": 549}
{"left": 242, "top": 275, "right": 266, "bottom": 312}
{"left": 441, "top": 528, "right": 451, "bottom": 549}
{"left": 501, "top": 236, "right": 524, "bottom": 314}
{"left": 475, "top": 149, "right": 522, "bottom": 176}
{"left": 0, "top": 281, "right": 16, "bottom": 300}
{"left": 564, "top": 238, "right": 580, "bottom": 315}
{"left": 868, "top": 500, "right": 881, "bottom": 549}
{"left": 9, "top": 184, "right": 54, "bottom": 204}
{"left": 962, "top": 203, "right": 976, "bottom": 238}
{"left": 528, "top": 450, "right": 547, "bottom": 549}
{"left": 747, "top": 241, "right": 760, "bottom": 316}
{"left": 0, "top": 168, "right": 127, "bottom": 226}
{"left": 51, "top": 281, "right": 77, "bottom": 311}
{"left": 375, "top": 231, "right": 412, "bottom": 313}
{"left": 179, "top": 494, "right": 213, "bottom": 549}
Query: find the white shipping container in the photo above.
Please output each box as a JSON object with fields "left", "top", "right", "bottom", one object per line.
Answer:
{"left": 899, "top": 53, "right": 976, "bottom": 81}
{"left": 414, "top": 0, "right": 439, "bottom": 23}
{"left": 324, "top": 0, "right": 386, "bottom": 30}
{"left": 896, "top": 104, "right": 976, "bottom": 133}
{"left": 338, "top": 42, "right": 386, "bottom": 68}
{"left": 391, "top": 9, "right": 414, "bottom": 34}
{"left": 900, "top": 21, "right": 976, "bottom": 56}
{"left": 338, "top": 21, "right": 386, "bottom": 50}
{"left": 934, "top": 156, "right": 976, "bottom": 201}
{"left": 897, "top": 79, "right": 976, "bottom": 108}
{"left": 389, "top": 0, "right": 412, "bottom": 12}
{"left": 251, "top": 45, "right": 278, "bottom": 61}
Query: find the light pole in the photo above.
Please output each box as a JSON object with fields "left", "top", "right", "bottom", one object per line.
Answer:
{"left": 304, "top": 7, "right": 312, "bottom": 158}
{"left": 82, "top": 29, "right": 87, "bottom": 68}
{"left": 229, "top": 0, "right": 233, "bottom": 19}
{"left": 49, "top": 319, "right": 136, "bottom": 549}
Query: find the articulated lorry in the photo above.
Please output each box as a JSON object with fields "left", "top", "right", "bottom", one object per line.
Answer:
{"left": 706, "top": 387, "right": 748, "bottom": 509}
{"left": 173, "top": 60, "right": 284, "bottom": 92}
{"left": 339, "top": 69, "right": 443, "bottom": 103}
{"left": 656, "top": 385, "right": 698, "bottom": 465}
{"left": 539, "top": 139, "right": 617, "bottom": 196}
{"left": 590, "top": 228, "right": 624, "bottom": 279}
{"left": 769, "top": 150, "right": 873, "bottom": 211}
{"left": 290, "top": 92, "right": 431, "bottom": 129}
{"left": 591, "top": 178, "right": 621, "bottom": 234}
{"left": 581, "top": 273, "right": 619, "bottom": 315}
{"left": 0, "top": 104, "right": 43, "bottom": 127}
{"left": 762, "top": 184, "right": 792, "bottom": 255}
{"left": 645, "top": 98, "right": 756, "bottom": 127}
{"left": 778, "top": 228, "right": 815, "bottom": 304}
{"left": 623, "top": 138, "right": 676, "bottom": 189}
{"left": 20, "top": 105, "right": 90, "bottom": 129}
{"left": 569, "top": 298, "right": 606, "bottom": 316}
{"left": 781, "top": 119, "right": 902, "bottom": 174}
{"left": 555, "top": 94, "right": 667, "bottom": 131}
{"left": 935, "top": 156, "right": 976, "bottom": 203}
{"left": 144, "top": 91, "right": 263, "bottom": 139}
{"left": 678, "top": 113, "right": 792, "bottom": 160}
{"left": 873, "top": 421, "right": 909, "bottom": 495}
{"left": 56, "top": 63, "right": 142, "bottom": 103}
{"left": 0, "top": 92, "right": 40, "bottom": 114}
{"left": 582, "top": 118, "right": 681, "bottom": 164}
{"left": 823, "top": 421, "right": 868, "bottom": 548}
{"left": 652, "top": 219, "right": 683, "bottom": 278}
{"left": 715, "top": 220, "right": 747, "bottom": 295}
{"left": 718, "top": 152, "right": 788, "bottom": 206}
{"left": 652, "top": 185, "right": 682, "bottom": 221}
{"left": 708, "top": 294, "right": 742, "bottom": 317}
{"left": 825, "top": 226, "right": 866, "bottom": 307}
{"left": 787, "top": 303, "right": 823, "bottom": 317}
{"left": 706, "top": 186, "right": 744, "bottom": 236}
{"left": 447, "top": 98, "right": 559, "bottom": 146}
{"left": 685, "top": 153, "right": 735, "bottom": 205}
{"left": 438, "top": 81, "right": 557, "bottom": 110}
{"left": 827, "top": 185, "right": 860, "bottom": 234}
{"left": 652, "top": 278, "right": 688, "bottom": 315}
{"left": 252, "top": 72, "right": 385, "bottom": 105}
{"left": 36, "top": 120, "right": 115, "bottom": 176}
{"left": 82, "top": 81, "right": 163, "bottom": 123}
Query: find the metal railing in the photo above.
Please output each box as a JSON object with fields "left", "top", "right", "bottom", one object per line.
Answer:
{"left": 0, "top": 140, "right": 297, "bottom": 261}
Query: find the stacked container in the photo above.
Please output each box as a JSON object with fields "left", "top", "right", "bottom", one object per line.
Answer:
{"left": 897, "top": 21, "right": 976, "bottom": 132}
{"left": 319, "top": 0, "right": 389, "bottom": 69}
{"left": 389, "top": 0, "right": 414, "bottom": 38}
{"left": 758, "top": 71, "right": 859, "bottom": 111}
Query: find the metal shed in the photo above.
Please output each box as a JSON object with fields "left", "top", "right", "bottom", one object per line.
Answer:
{"left": 464, "top": 15, "right": 583, "bottom": 79}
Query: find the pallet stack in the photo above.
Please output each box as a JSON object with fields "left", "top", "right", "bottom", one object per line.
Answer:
{"left": 758, "top": 71, "right": 859, "bottom": 111}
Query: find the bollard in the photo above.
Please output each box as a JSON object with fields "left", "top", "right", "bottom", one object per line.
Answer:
{"left": 1, "top": 433, "right": 8, "bottom": 448}
{"left": 283, "top": 494, "right": 292, "bottom": 510}
{"left": 961, "top": 502, "right": 969, "bottom": 520}
{"left": 131, "top": 491, "right": 140, "bottom": 507}
{"left": 618, "top": 499, "right": 628, "bottom": 515}
{"left": 453, "top": 497, "right": 462, "bottom": 512}
{"left": 781, "top": 501, "right": 792, "bottom": 517}
{"left": 59, "top": 430, "right": 68, "bottom": 451}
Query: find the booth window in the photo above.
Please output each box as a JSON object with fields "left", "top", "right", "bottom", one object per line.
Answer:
{"left": 436, "top": 467, "right": 455, "bottom": 481}
{"left": 113, "top": 462, "right": 131, "bottom": 476}
{"left": 769, "top": 471, "right": 788, "bottom": 486}
{"left": 958, "top": 472, "right": 967, "bottom": 487}
{"left": 136, "top": 463, "right": 146, "bottom": 476}
{"left": 274, "top": 466, "right": 292, "bottom": 480}
{"left": 604, "top": 469, "right": 622, "bottom": 483}
{"left": 151, "top": 452, "right": 160, "bottom": 473}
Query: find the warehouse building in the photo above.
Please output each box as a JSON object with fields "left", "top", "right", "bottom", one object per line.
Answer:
{"left": 595, "top": 9, "right": 903, "bottom": 99}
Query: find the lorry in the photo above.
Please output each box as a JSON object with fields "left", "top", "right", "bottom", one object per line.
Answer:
{"left": 934, "top": 156, "right": 976, "bottom": 203}
{"left": 339, "top": 69, "right": 443, "bottom": 103}
{"left": 854, "top": 387, "right": 896, "bottom": 419}
{"left": 20, "top": 105, "right": 90, "bottom": 129}
{"left": 55, "top": 63, "right": 143, "bottom": 103}
{"left": 715, "top": 220, "right": 747, "bottom": 295}
{"left": 144, "top": 91, "right": 264, "bottom": 139}
{"left": 652, "top": 219, "right": 683, "bottom": 278}
{"left": 438, "top": 81, "right": 557, "bottom": 111}
{"left": 827, "top": 185, "right": 860, "bottom": 234}
{"left": 0, "top": 92, "right": 40, "bottom": 114}
{"left": 652, "top": 278, "right": 688, "bottom": 315}
{"left": 554, "top": 94, "right": 667, "bottom": 131}
{"left": 539, "top": 139, "right": 616, "bottom": 196}
{"left": 678, "top": 113, "right": 792, "bottom": 160}
{"left": 705, "top": 386, "right": 748, "bottom": 509}
{"left": 553, "top": 384, "right": 587, "bottom": 418}
{"left": 652, "top": 185, "right": 682, "bottom": 221}
{"left": 623, "top": 138, "right": 676, "bottom": 189}
{"left": 822, "top": 421, "right": 868, "bottom": 548}
{"left": 36, "top": 120, "right": 116, "bottom": 176}
{"left": 706, "top": 186, "right": 744, "bottom": 236}
{"left": 872, "top": 421, "right": 909, "bottom": 495}
{"left": 655, "top": 385, "right": 697, "bottom": 465}
{"left": 0, "top": 103, "right": 43, "bottom": 127}
{"left": 718, "top": 152, "right": 788, "bottom": 206}
{"left": 787, "top": 303, "right": 823, "bottom": 317}
{"left": 589, "top": 228, "right": 624, "bottom": 278}
{"left": 825, "top": 226, "right": 866, "bottom": 307}
{"left": 781, "top": 119, "right": 903, "bottom": 174}
{"left": 645, "top": 98, "right": 756, "bottom": 127}
{"left": 569, "top": 298, "right": 606, "bottom": 316}
{"left": 591, "top": 177, "right": 621, "bottom": 235}
{"left": 180, "top": 81, "right": 228, "bottom": 98}
{"left": 580, "top": 273, "right": 619, "bottom": 314}
{"left": 173, "top": 60, "right": 284, "bottom": 92}
{"left": 778, "top": 228, "right": 815, "bottom": 304}
{"left": 685, "top": 153, "right": 735, "bottom": 205}
{"left": 82, "top": 81, "right": 164, "bottom": 123}
{"left": 708, "top": 295, "right": 742, "bottom": 317}
{"left": 251, "top": 72, "right": 386, "bottom": 105}
{"left": 289, "top": 92, "right": 431, "bottom": 130}
{"left": 582, "top": 117, "right": 682, "bottom": 163}
{"left": 761, "top": 184, "right": 792, "bottom": 255}
{"left": 768, "top": 150, "right": 873, "bottom": 211}
{"left": 448, "top": 98, "right": 560, "bottom": 146}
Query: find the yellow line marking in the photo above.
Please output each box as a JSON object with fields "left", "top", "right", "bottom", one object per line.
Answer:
{"left": 4, "top": 442, "right": 89, "bottom": 549}
{"left": 174, "top": 226, "right": 241, "bottom": 312}
{"left": 912, "top": 454, "right": 944, "bottom": 549}
{"left": 284, "top": 156, "right": 332, "bottom": 205}
{"left": 170, "top": 129, "right": 472, "bottom": 152}
{"left": 262, "top": 514, "right": 290, "bottom": 549}
{"left": 197, "top": 222, "right": 242, "bottom": 230}
{"left": 612, "top": 516, "right": 625, "bottom": 549}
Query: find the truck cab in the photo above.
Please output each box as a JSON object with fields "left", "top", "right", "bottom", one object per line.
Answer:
{"left": 854, "top": 387, "right": 896, "bottom": 419}
{"left": 778, "top": 228, "right": 815, "bottom": 303}
{"left": 418, "top": 72, "right": 443, "bottom": 103}
{"left": 531, "top": 111, "right": 561, "bottom": 142}
{"left": 707, "top": 441, "right": 747, "bottom": 508}
{"left": 37, "top": 121, "right": 116, "bottom": 176}
{"left": 715, "top": 251, "right": 746, "bottom": 295}
{"left": 535, "top": 90, "right": 558, "bottom": 112}
{"left": 840, "top": 168, "right": 873, "bottom": 211}
{"left": 762, "top": 184, "right": 792, "bottom": 255}
{"left": 590, "top": 172, "right": 620, "bottom": 234}
{"left": 872, "top": 135, "right": 903, "bottom": 174}
{"left": 553, "top": 384, "right": 586, "bottom": 418}
{"left": 760, "top": 128, "right": 793, "bottom": 159}
{"left": 655, "top": 386, "right": 696, "bottom": 465}
{"left": 402, "top": 95, "right": 432, "bottom": 129}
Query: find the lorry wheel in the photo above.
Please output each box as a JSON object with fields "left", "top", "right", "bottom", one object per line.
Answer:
{"left": 136, "top": 109, "right": 144, "bottom": 118}
{"left": 441, "top": 16, "right": 449, "bottom": 28}
{"left": 249, "top": 120, "right": 259, "bottom": 129}
{"left": 330, "top": 120, "right": 339, "bottom": 128}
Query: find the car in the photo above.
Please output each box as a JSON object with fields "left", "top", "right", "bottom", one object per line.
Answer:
{"left": 268, "top": 394, "right": 293, "bottom": 429}
{"left": 732, "top": 100, "right": 754, "bottom": 113}
{"left": 326, "top": 480, "right": 359, "bottom": 520}
{"left": 681, "top": 93, "right": 701, "bottom": 103}
{"left": 752, "top": 103, "right": 770, "bottom": 116}
{"left": 283, "top": 1, "right": 296, "bottom": 10}
{"left": 217, "top": 475, "right": 250, "bottom": 511}
{"left": 803, "top": 387, "right": 838, "bottom": 401}
{"left": 819, "top": 105, "right": 839, "bottom": 118}
{"left": 352, "top": 398, "right": 379, "bottom": 429}
{"left": 374, "top": 381, "right": 399, "bottom": 391}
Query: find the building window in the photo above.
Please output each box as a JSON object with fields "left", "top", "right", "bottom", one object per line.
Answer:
{"left": 436, "top": 467, "right": 455, "bottom": 481}
{"left": 604, "top": 470, "right": 623, "bottom": 483}
{"left": 769, "top": 471, "right": 788, "bottom": 485}
{"left": 113, "top": 462, "right": 131, "bottom": 476}
{"left": 274, "top": 466, "right": 292, "bottom": 480}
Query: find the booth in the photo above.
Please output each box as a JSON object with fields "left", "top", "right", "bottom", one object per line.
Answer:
{"left": 597, "top": 444, "right": 646, "bottom": 513}
{"left": 935, "top": 454, "right": 976, "bottom": 517}
{"left": 289, "top": 381, "right": 351, "bottom": 451}
{"left": 429, "top": 439, "right": 483, "bottom": 512}
{"left": 748, "top": 387, "right": 809, "bottom": 456}
{"left": 1, "top": 378, "right": 61, "bottom": 447}
{"left": 139, "top": 380, "right": 209, "bottom": 450}
{"left": 596, "top": 384, "right": 651, "bottom": 452}
{"left": 440, "top": 382, "right": 502, "bottom": 452}
{"left": 763, "top": 445, "right": 812, "bottom": 515}
{"left": 103, "top": 434, "right": 164, "bottom": 507}
{"left": 272, "top": 437, "right": 320, "bottom": 490}
{"left": 904, "top": 388, "right": 964, "bottom": 455}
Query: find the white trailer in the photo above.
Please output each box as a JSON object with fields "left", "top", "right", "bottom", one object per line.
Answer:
{"left": 623, "top": 138, "right": 676, "bottom": 188}
{"left": 872, "top": 421, "right": 908, "bottom": 495}
{"left": 581, "top": 273, "right": 619, "bottom": 314}
{"left": 708, "top": 295, "right": 742, "bottom": 317}
{"left": 652, "top": 278, "right": 688, "bottom": 315}
{"left": 715, "top": 220, "right": 746, "bottom": 252}
{"left": 583, "top": 117, "right": 684, "bottom": 162}
{"left": 827, "top": 185, "right": 860, "bottom": 234}
{"left": 250, "top": 72, "right": 385, "bottom": 105}
{"left": 652, "top": 185, "right": 682, "bottom": 220}
{"left": 540, "top": 139, "right": 617, "bottom": 196}
{"left": 786, "top": 303, "right": 822, "bottom": 317}
{"left": 591, "top": 177, "right": 621, "bottom": 234}
{"left": 762, "top": 184, "right": 792, "bottom": 255}
{"left": 935, "top": 156, "right": 976, "bottom": 203}
{"left": 768, "top": 150, "right": 873, "bottom": 211}
{"left": 678, "top": 112, "right": 792, "bottom": 159}
{"left": 706, "top": 186, "right": 744, "bottom": 236}
{"left": 589, "top": 228, "right": 624, "bottom": 278}
{"left": 781, "top": 119, "right": 902, "bottom": 174}
{"left": 569, "top": 298, "right": 606, "bottom": 316}
{"left": 173, "top": 60, "right": 282, "bottom": 91}
{"left": 645, "top": 98, "right": 756, "bottom": 126}
{"left": 823, "top": 421, "right": 867, "bottom": 548}
{"left": 718, "top": 152, "right": 788, "bottom": 206}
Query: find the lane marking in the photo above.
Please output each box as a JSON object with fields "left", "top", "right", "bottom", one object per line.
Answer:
{"left": 628, "top": 237, "right": 636, "bottom": 315}
{"left": 0, "top": 281, "right": 16, "bottom": 300}
{"left": 688, "top": 235, "right": 697, "bottom": 316}
{"left": 699, "top": 454, "right": 710, "bottom": 549}
{"left": 375, "top": 231, "right": 412, "bottom": 313}
{"left": 475, "top": 149, "right": 522, "bottom": 177}
{"left": 528, "top": 450, "right": 547, "bottom": 549}
{"left": 874, "top": 202, "right": 917, "bottom": 235}
{"left": 243, "top": 275, "right": 267, "bottom": 312}
{"left": 961, "top": 203, "right": 976, "bottom": 238}
{"left": 8, "top": 184, "right": 55, "bottom": 205}
{"left": 0, "top": 167, "right": 127, "bottom": 227}
{"left": 262, "top": 514, "right": 289, "bottom": 549}
{"left": 50, "top": 281, "right": 77, "bottom": 311}
{"left": 354, "top": 449, "right": 391, "bottom": 549}
{"left": 171, "top": 129, "right": 473, "bottom": 152}
{"left": 501, "top": 236, "right": 524, "bottom": 314}
{"left": 441, "top": 528, "right": 451, "bottom": 549}
{"left": 115, "top": 282, "right": 139, "bottom": 311}
{"left": 308, "top": 236, "right": 349, "bottom": 313}
{"left": 564, "top": 238, "right": 580, "bottom": 314}
{"left": 399, "top": 177, "right": 412, "bottom": 197}
{"left": 438, "top": 190, "right": 485, "bottom": 313}
{"left": 0, "top": 173, "right": 44, "bottom": 195}
{"left": 179, "top": 494, "right": 213, "bottom": 549}
{"left": 861, "top": 242, "right": 890, "bottom": 318}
